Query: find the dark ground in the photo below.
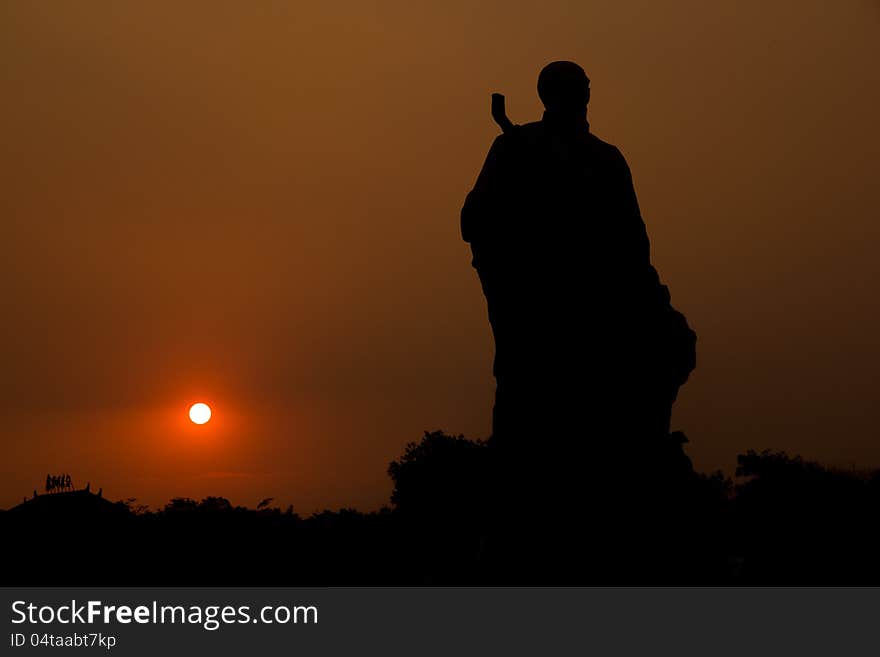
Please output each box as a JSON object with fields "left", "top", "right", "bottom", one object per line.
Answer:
{"left": 3, "top": 431, "right": 879, "bottom": 585}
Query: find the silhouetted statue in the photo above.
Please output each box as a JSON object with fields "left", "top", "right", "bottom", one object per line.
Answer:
{"left": 462, "top": 61, "right": 697, "bottom": 580}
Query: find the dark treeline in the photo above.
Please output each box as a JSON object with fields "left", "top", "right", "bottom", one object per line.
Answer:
{"left": 3, "top": 431, "right": 880, "bottom": 585}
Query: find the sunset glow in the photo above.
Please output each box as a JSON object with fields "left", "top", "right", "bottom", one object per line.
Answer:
{"left": 2, "top": 1, "right": 879, "bottom": 515}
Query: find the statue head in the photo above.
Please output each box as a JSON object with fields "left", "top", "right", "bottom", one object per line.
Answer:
{"left": 537, "top": 61, "right": 590, "bottom": 114}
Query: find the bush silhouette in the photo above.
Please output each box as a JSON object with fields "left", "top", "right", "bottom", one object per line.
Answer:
{"left": 3, "top": 436, "right": 880, "bottom": 585}
{"left": 388, "top": 431, "right": 489, "bottom": 519}
{"left": 387, "top": 431, "right": 491, "bottom": 582}
{"left": 733, "top": 449, "right": 880, "bottom": 583}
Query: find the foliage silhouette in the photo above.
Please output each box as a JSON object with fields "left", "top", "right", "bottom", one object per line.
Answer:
{"left": 388, "top": 431, "right": 491, "bottom": 583}
{"left": 389, "top": 430, "right": 489, "bottom": 519}
{"left": 733, "top": 450, "right": 880, "bottom": 583}
{"left": 2, "top": 434, "right": 879, "bottom": 585}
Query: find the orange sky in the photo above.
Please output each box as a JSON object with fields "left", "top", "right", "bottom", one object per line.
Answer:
{"left": 2, "top": 1, "right": 879, "bottom": 511}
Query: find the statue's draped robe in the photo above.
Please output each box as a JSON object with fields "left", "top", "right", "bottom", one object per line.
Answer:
{"left": 462, "top": 116, "right": 697, "bottom": 577}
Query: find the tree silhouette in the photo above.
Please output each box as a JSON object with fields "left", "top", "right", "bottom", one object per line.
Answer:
{"left": 5, "top": 437, "right": 880, "bottom": 585}
{"left": 387, "top": 431, "right": 491, "bottom": 582}
{"left": 388, "top": 430, "right": 489, "bottom": 518}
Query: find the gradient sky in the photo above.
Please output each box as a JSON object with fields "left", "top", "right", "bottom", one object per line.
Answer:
{"left": 2, "top": 1, "right": 879, "bottom": 511}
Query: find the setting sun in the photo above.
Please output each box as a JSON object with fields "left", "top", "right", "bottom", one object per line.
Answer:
{"left": 189, "top": 403, "right": 212, "bottom": 425}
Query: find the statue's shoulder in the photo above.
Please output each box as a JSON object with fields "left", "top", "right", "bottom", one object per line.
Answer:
{"left": 514, "top": 124, "right": 625, "bottom": 158}
{"left": 486, "top": 121, "right": 545, "bottom": 160}
{"left": 515, "top": 120, "right": 548, "bottom": 144}
{"left": 585, "top": 132, "right": 625, "bottom": 160}
{"left": 519, "top": 120, "right": 546, "bottom": 134}
{"left": 497, "top": 121, "right": 552, "bottom": 157}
